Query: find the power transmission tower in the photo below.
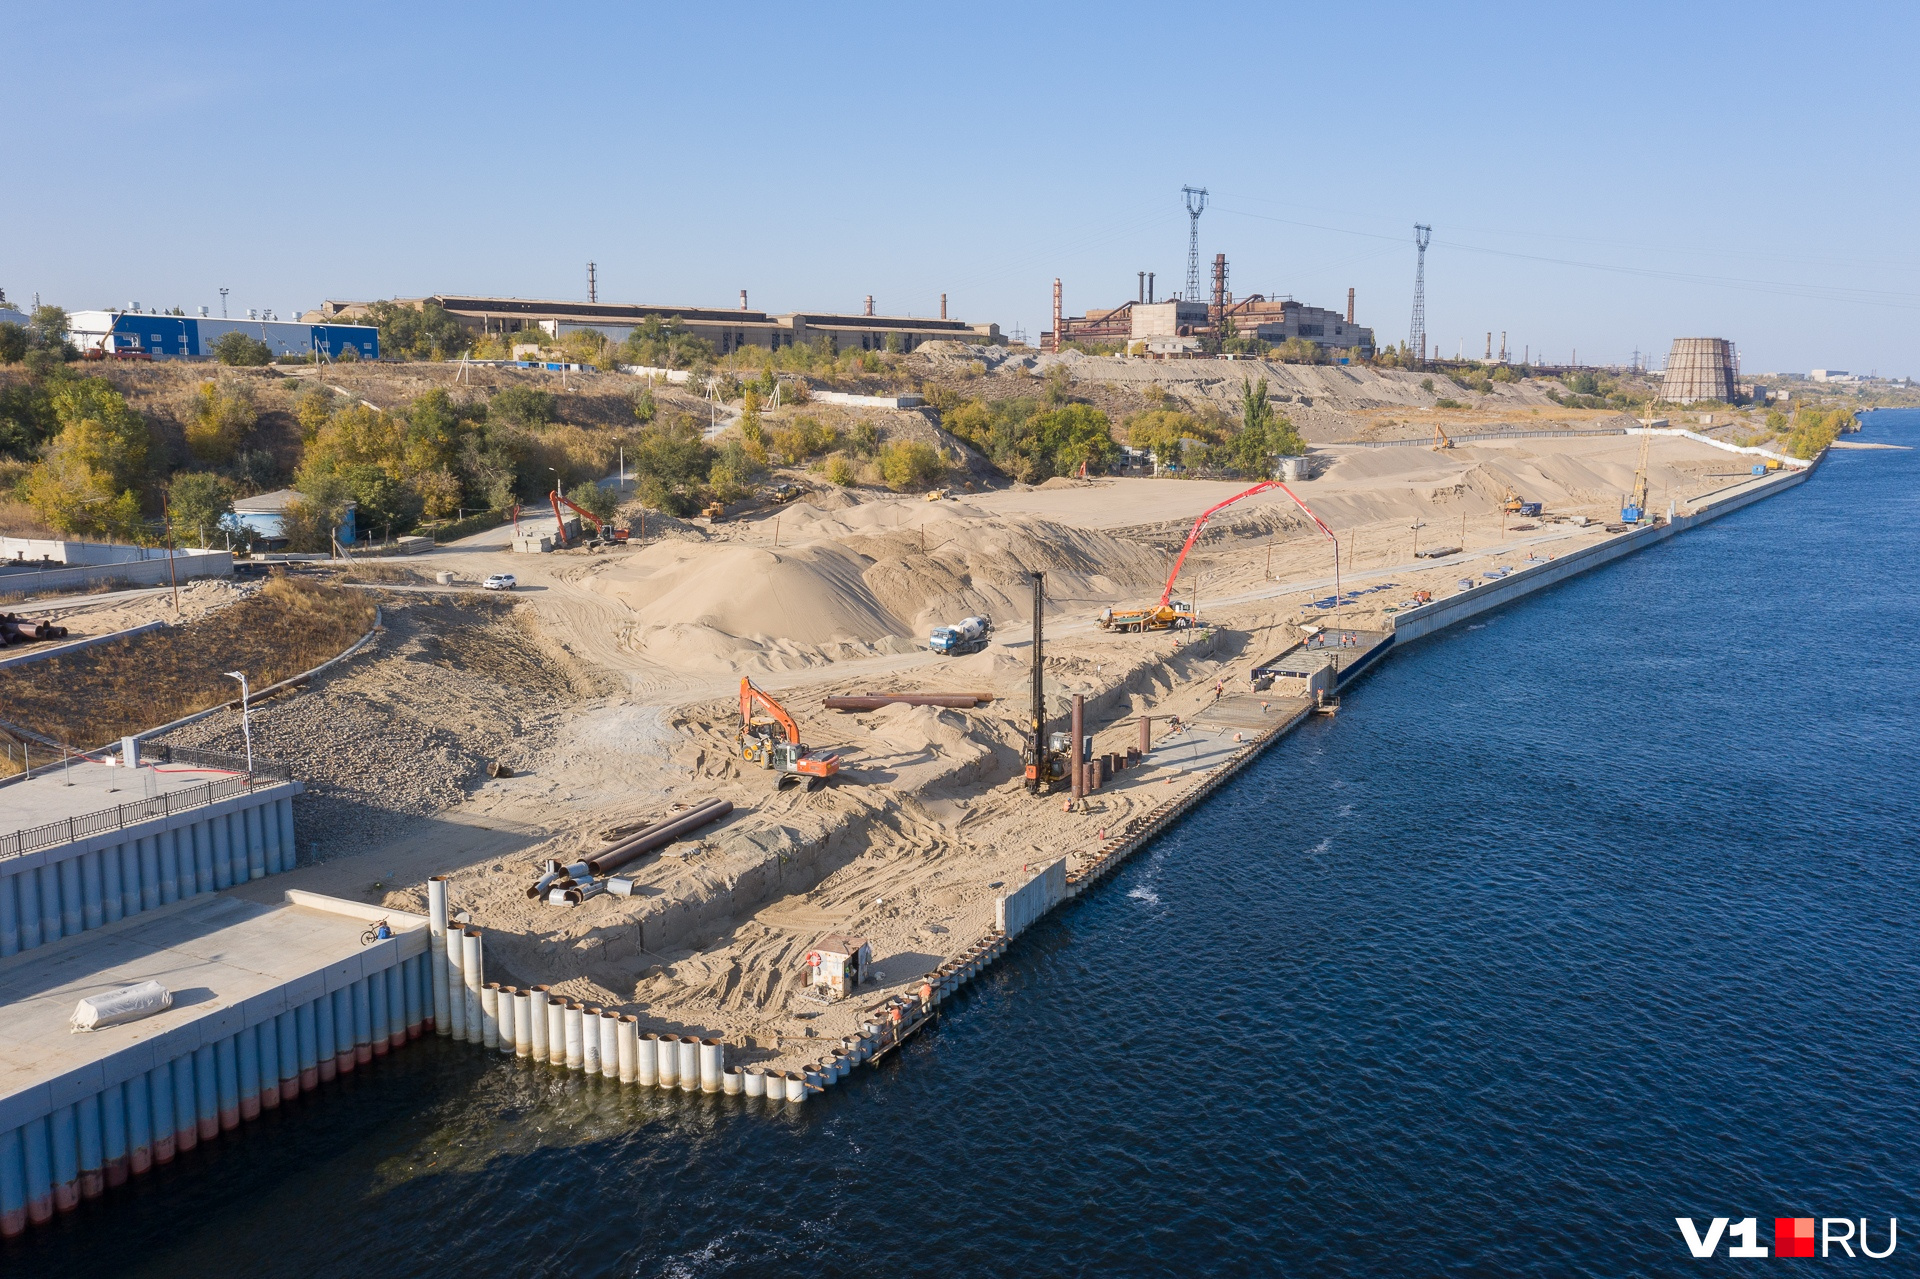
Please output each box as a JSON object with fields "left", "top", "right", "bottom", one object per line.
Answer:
{"left": 1408, "top": 225, "right": 1431, "bottom": 363}
{"left": 587, "top": 262, "right": 598, "bottom": 303}
{"left": 1182, "top": 186, "right": 1208, "bottom": 302}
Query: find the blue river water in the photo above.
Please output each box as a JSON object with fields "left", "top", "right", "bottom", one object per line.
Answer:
{"left": 12, "top": 413, "right": 1920, "bottom": 1277}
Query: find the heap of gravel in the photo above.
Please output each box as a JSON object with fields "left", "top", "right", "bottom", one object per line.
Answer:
{"left": 160, "top": 594, "right": 580, "bottom": 862}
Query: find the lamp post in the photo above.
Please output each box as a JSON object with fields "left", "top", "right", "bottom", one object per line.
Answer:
{"left": 224, "top": 671, "right": 253, "bottom": 775}
{"left": 1409, "top": 520, "right": 1426, "bottom": 558}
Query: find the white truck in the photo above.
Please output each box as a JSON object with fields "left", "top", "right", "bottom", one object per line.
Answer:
{"left": 929, "top": 615, "right": 992, "bottom": 656}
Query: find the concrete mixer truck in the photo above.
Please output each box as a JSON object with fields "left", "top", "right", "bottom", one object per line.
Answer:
{"left": 928, "top": 615, "right": 993, "bottom": 656}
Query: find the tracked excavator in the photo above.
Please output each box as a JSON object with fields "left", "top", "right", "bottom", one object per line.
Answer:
{"left": 1098, "top": 478, "right": 1338, "bottom": 633}
{"left": 548, "top": 490, "right": 629, "bottom": 548}
{"left": 738, "top": 677, "right": 840, "bottom": 789}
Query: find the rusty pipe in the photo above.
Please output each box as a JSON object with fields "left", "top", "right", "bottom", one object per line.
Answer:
{"left": 822, "top": 693, "right": 993, "bottom": 711}
{"left": 586, "top": 799, "right": 733, "bottom": 877}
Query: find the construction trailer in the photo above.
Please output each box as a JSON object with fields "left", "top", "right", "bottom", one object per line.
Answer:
{"left": 806, "top": 935, "right": 873, "bottom": 1001}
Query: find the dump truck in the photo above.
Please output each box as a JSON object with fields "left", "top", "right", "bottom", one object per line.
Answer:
{"left": 928, "top": 616, "right": 992, "bottom": 656}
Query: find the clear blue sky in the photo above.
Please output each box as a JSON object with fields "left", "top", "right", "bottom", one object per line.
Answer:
{"left": 5, "top": 2, "right": 1914, "bottom": 375}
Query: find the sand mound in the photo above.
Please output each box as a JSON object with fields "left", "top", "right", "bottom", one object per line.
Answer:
{"left": 590, "top": 541, "right": 909, "bottom": 648}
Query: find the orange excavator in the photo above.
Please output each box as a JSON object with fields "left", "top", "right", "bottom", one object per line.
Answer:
{"left": 738, "top": 677, "right": 841, "bottom": 789}
{"left": 548, "top": 490, "right": 630, "bottom": 548}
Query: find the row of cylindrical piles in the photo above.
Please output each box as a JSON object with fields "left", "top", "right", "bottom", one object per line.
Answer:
{"left": 1068, "top": 695, "right": 1145, "bottom": 800}
{"left": 0, "top": 945, "right": 432, "bottom": 1238}
{"left": 425, "top": 877, "right": 904, "bottom": 1104}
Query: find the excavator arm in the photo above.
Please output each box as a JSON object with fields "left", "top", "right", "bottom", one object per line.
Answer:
{"left": 548, "top": 490, "right": 605, "bottom": 548}
{"left": 1158, "top": 479, "right": 1336, "bottom": 607}
{"left": 739, "top": 677, "right": 802, "bottom": 745}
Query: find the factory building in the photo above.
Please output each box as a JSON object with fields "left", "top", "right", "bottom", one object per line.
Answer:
{"left": 311, "top": 295, "right": 1000, "bottom": 355}
{"left": 64, "top": 310, "right": 378, "bottom": 361}
{"left": 1046, "top": 265, "right": 1373, "bottom": 357}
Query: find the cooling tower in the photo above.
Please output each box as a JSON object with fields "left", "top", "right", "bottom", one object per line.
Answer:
{"left": 1663, "top": 338, "right": 1737, "bottom": 403}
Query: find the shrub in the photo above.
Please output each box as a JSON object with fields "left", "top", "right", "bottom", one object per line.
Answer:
{"left": 211, "top": 332, "right": 272, "bottom": 366}
{"left": 0, "top": 324, "right": 27, "bottom": 365}
{"left": 878, "top": 440, "right": 945, "bottom": 490}
{"left": 825, "top": 454, "right": 855, "bottom": 486}
{"left": 185, "top": 380, "right": 257, "bottom": 463}
{"left": 489, "top": 386, "right": 556, "bottom": 428}
{"left": 1433, "top": 397, "right": 1465, "bottom": 410}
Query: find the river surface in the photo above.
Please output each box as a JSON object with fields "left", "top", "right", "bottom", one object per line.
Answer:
{"left": 14, "top": 413, "right": 1920, "bottom": 1277}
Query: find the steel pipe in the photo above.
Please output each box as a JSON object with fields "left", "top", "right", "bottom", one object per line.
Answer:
{"left": 545, "top": 995, "right": 566, "bottom": 1067}
{"left": 600, "top": 1013, "right": 621, "bottom": 1080}
{"left": 581, "top": 1007, "right": 602, "bottom": 1075}
{"left": 656, "top": 1035, "right": 679, "bottom": 1088}
{"left": 513, "top": 989, "right": 533, "bottom": 1057}
{"left": 677, "top": 1037, "right": 699, "bottom": 1092}
{"left": 699, "top": 1039, "right": 724, "bottom": 1093}
{"left": 617, "top": 1015, "right": 639, "bottom": 1083}
{"left": 563, "top": 1002, "right": 585, "bottom": 1071}
{"left": 481, "top": 982, "right": 501, "bottom": 1051}
{"left": 370, "top": 971, "right": 391, "bottom": 1058}
{"left": 639, "top": 1033, "right": 664, "bottom": 1087}
{"left": 427, "top": 877, "right": 450, "bottom": 1036}
{"left": 529, "top": 986, "right": 551, "bottom": 1063}
{"left": 585, "top": 799, "right": 734, "bottom": 878}
{"left": 492, "top": 985, "right": 514, "bottom": 1054}
{"left": 742, "top": 1069, "right": 766, "bottom": 1099}
{"left": 461, "top": 930, "right": 484, "bottom": 1045}
{"left": 821, "top": 693, "right": 992, "bottom": 710}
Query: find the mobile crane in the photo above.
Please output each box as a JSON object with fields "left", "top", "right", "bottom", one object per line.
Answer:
{"left": 1098, "top": 478, "right": 1339, "bottom": 633}
{"left": 548, "top": 490, "right": 630, "bottom": 548}
{"left": 738, "top": 677, "right": 841, "bottom": 789}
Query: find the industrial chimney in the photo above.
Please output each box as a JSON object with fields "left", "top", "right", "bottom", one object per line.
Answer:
{"left": 1138, "top": 271, "right": 1145, "bottom": 304}
{"left": 1148, "top": 272, "right": 1155, "bottom": 303}
{"left": 1051, "top": 277, "right": 1063, "bottom": 353}
{"left": 940, "top": 293, "right": 947, "bottom": 319}
{"left": 740, "top": 290, "right": 748, "bottom": 310}
{"left": 864, "top": 295, "right": 874, "bottom": 317}
{"left": 1347, "top": 288, "right": 1355, "bottom": 324}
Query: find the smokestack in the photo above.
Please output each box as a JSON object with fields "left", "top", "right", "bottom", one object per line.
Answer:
{"left": 1210, "top": 253, "right": 1227, "bottom": 328}
{"left": 1138, "top": 271, "right": 1145, "bottom": 304}
{"left": 864, "top": 295, "right": 874, "bottom": 317}
{"left": 1051, "top": 277, "right": 1062, "bottom": 353}
{"left": 940, "top": 293, "right": 947, "bottom": 319}
{"left": 1486, "top": 332, "right": 1493, "bottom": 360}
{"left": 1148, "top": 272, "right": 1155, "bottom": 303}
{"left": 1347, "top": 288, "right": 1355, "bottom": 324}
{"left": 740, "top": 290, "right": 748, "bottom": 310}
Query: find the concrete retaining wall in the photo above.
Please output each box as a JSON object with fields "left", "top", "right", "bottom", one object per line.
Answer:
{"left": 0, "top": 784, "right": 302, "bottom": 958}
{"left": 1389, "top": 466, "right": 1812, "bottom": 645}
{"left": 0, "top": 909, "right": 431, "bottom": 1236}
{"left": 0, "top": 552, "right": 231, "bottom": 599}
{"left": 996, "top": 859, "right": 1067, "bottom": 938}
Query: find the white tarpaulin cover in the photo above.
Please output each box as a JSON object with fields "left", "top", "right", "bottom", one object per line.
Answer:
{"left": 70, "top": 980, "right": 173, "bottom": 1032}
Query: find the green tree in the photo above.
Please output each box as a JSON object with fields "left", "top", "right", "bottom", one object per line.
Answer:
{"left": 630, "top": 418, "right": 712, "bottom": 515}
{"left": 28, "top": 306, "right": 69, "bottom": 353}
{"left": 632, "top": 386, "right": 657, "bottom": 424}
{"left": 0, "top": 323, "right": 27, "bottom": 364}
{"left": 211, "top": 331, "right": 272, "bottom": 366}
{"left": 168, "top": 471, "right": 235, "bottom": 546}
{"left": 364, "top": 300, "right": 470, "bottom": 361}
{"left": 22, "top": 379, "right": 149, "bottom": 537}
{"left": 567, "top": 480, "right": 618, "bottom": 521}
{"left": 1031, "top": 403, "right": 1117, "bottom": 476}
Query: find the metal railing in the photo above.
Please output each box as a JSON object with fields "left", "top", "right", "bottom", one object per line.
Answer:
{"left": 0, "top": 755, "right": 293, "bottom": 861}
{"left": 142, "top": 742, "right": 292, "bottom": 781}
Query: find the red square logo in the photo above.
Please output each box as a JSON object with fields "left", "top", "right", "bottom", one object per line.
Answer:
{"left": 1776, "top": 1217, "right": 1816, "bottom": 1258}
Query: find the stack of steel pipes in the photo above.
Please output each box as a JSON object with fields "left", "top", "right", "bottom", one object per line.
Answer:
{"left": 528, "top": 799, "right": 734, "bottom": 904}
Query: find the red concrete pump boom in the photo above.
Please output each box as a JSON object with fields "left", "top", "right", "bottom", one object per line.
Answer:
{"left": 1158, "top": 479, "right": 1336, "bottom": 607}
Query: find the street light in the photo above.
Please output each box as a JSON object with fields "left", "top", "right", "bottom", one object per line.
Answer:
{"left": 224, "top": 671, "right": 253, "bottom": 775}
{"left": 1409, "top": 520, "right": 1426, "bottom": 557}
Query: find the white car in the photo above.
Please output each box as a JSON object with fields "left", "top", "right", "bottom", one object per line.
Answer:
{"left": 482, "top": 573, "right": 517, "bottom": 591}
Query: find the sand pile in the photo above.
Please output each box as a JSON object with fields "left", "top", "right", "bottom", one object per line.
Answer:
{"left": 587, "top": 540, "right": 916, "bottom": 673}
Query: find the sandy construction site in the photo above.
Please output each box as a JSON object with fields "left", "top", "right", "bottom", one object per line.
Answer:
{"left": 151, "top": 430, "right": 1759, "bottom": 1070}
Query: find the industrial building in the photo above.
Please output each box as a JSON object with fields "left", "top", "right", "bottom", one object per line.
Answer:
{"left": 64, "top": 310, "right": 378, "bottom": 361}
{"left": 1045, "top": 257, "right": 1373, "bottom": 357}
{"left": 310, "top": 295, "right": 999, "bottom": 355}
{"left": 1662, "top": 338, "right": 1740, "bottom": 403}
